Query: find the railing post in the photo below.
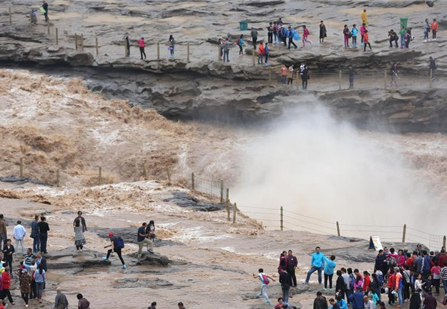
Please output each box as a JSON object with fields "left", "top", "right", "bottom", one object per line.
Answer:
{"left": 75, "top": 33, "right": 78, "bottom": 50}
{"left": 56, "top": 28, "right": 59, "bottom": 45}
{"left": 443, "top": 235, "right": 446, "bottom": 248}
{"left": 233, "top": 203, "right": 237, "bottom": 223}
{"left": 402, "top": 224, "right": 407, "bottom": 243}
{"left": 429, "top": 69, "right": 433, "bottom": 89}
{"left": 269, "top": 68, "right": 272, "bottom": 84}
{"left": 47, "top": 22, "right": 50, "bottom": 35}
{"left": 95, "top": 37, "right": 99, "bottom": 56}
{"left": 226, "top": 188, "right": 230, "bottom": 221}
{"left": 191, "top": 172, "right": 195, "bottom": 190}
{"left": 252, "top": 50, "right": 255, "bottom": 66}
{"left": 218, "top": 45, "right": 221, "bottom": 61}
{"left": 280, "top": 206, "right": 283, "bottom": 231}
{"left": 19, "top": 158, "right": 24, "bottom": 180}
{"left": 125, "top": 39, "right": 128, "bottom": 57}
{"left": 98, "top": 167, "right": 102, "bottom": 185}
{"left": 9, "top": 7, "right": 12, "bottom": 25}
{"left": 384, "top": 69, "right": 387, "bottom": 89}
{"left": 142, "top": 165, "right": 147, "bottom": 179}
{"left": 220, "top": 180, "right": 224, "bottom": 204}
{"left": 338, "top": 69, "right": 342, "bottom": 90}
{"left": 167, "top": 169, "right": 171, "bottom": 184}
{"left": 56, "top": 169, "right": 60, "bottom": 187}
{"left": 187, "top": 43, "right": 190, "bottom": 63}
{"left": 81, "top": 34, "right": 84, "bottom": 50}
{"left": 157, "top": 42, "right": 160, "bottom": 60}
{"left": 336, "top": 221, "right": 340, "bottom": 237}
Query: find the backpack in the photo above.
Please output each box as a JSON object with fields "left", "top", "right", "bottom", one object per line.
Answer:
{"left": 388, "top": 256, "right": 397, "bottom": 267}
{"left": 261, "top": 274, "right": 270, "bottom": 285}
{"left": 115, "top": 237, "right": 125, "bottom": 249}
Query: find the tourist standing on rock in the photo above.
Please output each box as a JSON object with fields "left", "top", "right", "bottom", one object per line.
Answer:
{"left": 31, "top": 9, "right": 37, "bottom": 25}
{"left": 41, "top": 0, "right": 49, "bottom": 22}
{"left": 306, "top": 247, "right": 325, "bottom": 284}
{"left": 34, "top": 264, "right": 46, "bottom": 303}
{"left": 267, "top": 23, "right": 273, "bottom": 44}
{"left": 323, "top": 255, "right": 336, "bottom": 291}
{"left": 361, "top": 9, "right": 368, "bottom": 26}
{"left": 0, "top": 215, "right": 7, "bottom": 251}
{"left": 169, "top": 35, "right": 175, "bottom": 58}
{"left": 351, "top": 24, "right": 358, "bottom": 48}
{"left": 389, "top": 30, "right": 399, "bottom": 48}
{"left": 429, "top": 57, "right": 437, "bottom": 81}
{"left": 279, "top": 268, "right": 292, "bottom": 305}
{"left": 281, "top": 65, "right": 288, "bottom": 86}
{"left": 124, "top": 33, "right": 131, "bottom": 57}
{"left": 31, "top": 215, "right": 40, "bottom": 253}
{"left": 343, "top": 25, "right": 350, "bottom": 48}
{"left": 273, "top": 22, "right": 279, "bottom": 45}
{"left": 287, "top": 65, "right": 294, "bottom": 86}
{"left": 13, "top": 220, "right": 26, "bottom": 255}
{"left": 300, "top": 63, "right": 309, "bottom": 89}
{"left": 147, "top": 301, "right": 157, "bottom": 309}
{"left": 2, "top": 267, "right": 15, "bottom": 305}
{"left": 360, "top": 23, "right": 367, "bottom": 46}
{"left": 279, "top": 251, "right": 288, "bottom": 272}
{"left": 136, "top": 37, "right": 147, "bottom": 60}
{"left": 2, "top": 239, "right": 14, "bottom": 274}
{"left": 54, "top": 287, "right": 69, "bottom": 309}
{"left": 257, "top": 42, "right": 265, "bottom": 65}
{"left": 314, "top": 291, "right": 328, "bottom": 309}
{"left": 431, "top": 19, "right": 438, "bottom": 41}
{"left": 399, "top": 26, "right": 407, "bottom": 48}
{"left": 286, "top": 250, "right": 298, "bottom": 287}
{"left": 237, "top": 35, "right": 244, "bottom": 55}
{"left": 74, "top": 219, "right": 86, "bottom": 253}
{"left": 281, "top": 26, "right": 288, "bottom": 47}
{"left": 405, "top": 28, "right": 413, "bottom": 49}
{"left": 147, "top": 220, "right": 156, "bottom": 254}
{"left": 302, "top": 25, "right": 312, "bottom": 47}
{"left": 319, "top": 21, "right": 327, "bottom": 43}
{"left": 288, "top": 26, "right": 298, "bottom": 49}
{"left": 137, "top": 222, "right": 151, "bottom": 257}
{"left": 264, "top": 43, "right": 270, "bottom": 65}
{"left": 423, "top": 19, "right": 430, "bottom": 42}
{"left": 74, "top": 211, "right": 88, "bottom": 232}
{"left": 254, "top": 268, "right": 275, "bottom": 305}
{"left": 251, "top": 28, "right": 258, "bottom": 49}
{"left": 103, "top": 232, "right": 126, "bottom": 269}
{"left": 348, "top": 66, "right": 355, "bottom": 89}
{"left": 38, "top": 216, "right": 50, "bottom": 254}
{"left": 77, "top": 293, "right": 90, "bottom": 309}
{"left": 19, "top": 269, "right": 30, "bottom": 308}
{"left": 363, "top": 30, "right": 372, "bottom": 51}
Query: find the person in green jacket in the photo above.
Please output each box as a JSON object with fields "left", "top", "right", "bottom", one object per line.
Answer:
{"left": 399, "top": 26, "right": 407, "bottom": 48}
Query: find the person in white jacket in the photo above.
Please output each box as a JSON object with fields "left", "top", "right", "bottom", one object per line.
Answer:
{"left": 13, "top": 220, "right": 26, "bottom": 254}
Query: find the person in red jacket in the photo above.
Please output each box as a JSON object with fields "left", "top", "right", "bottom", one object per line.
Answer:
{"left": 363, "top": 271, "right": 371, "bottom": 293}
{"left": 431, "top": 19, "right": 438, "bottom": 41}
{"left": 438, "top": 250, "right": 447, "bottom": 267}
{"left": 2, "top": 268, "right": 14, "bottom": 305}
{"left": 387, "top": 268, "right": 396, "bottom": 306}
{"left": 136, "top": 37, "right": 147, "bottom": 60}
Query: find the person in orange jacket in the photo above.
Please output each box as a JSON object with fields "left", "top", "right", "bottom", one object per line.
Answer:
{"left": 431, "top": 19, "right": 438, "bottom": 41}
{"left": 257, "top": 42, "right": 265, "bottom": 65}
{"left": 281, "top": 64, "right": 288, "bottom": 85}
{"left": 363, "top": 30, "right": 372, "bottom": 51}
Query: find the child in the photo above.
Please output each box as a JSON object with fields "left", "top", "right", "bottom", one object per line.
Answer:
{"left": 302, "top": 25, "right": 312, "bottom": 47}
{"left": 253, "top": 268, "right": 275, "bottom": 305}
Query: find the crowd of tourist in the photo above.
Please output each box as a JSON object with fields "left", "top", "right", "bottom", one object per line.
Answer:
{"left": 255, "top": 244, "right": 447, "bottom": 309}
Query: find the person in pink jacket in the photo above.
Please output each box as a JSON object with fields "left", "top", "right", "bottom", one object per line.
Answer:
{"left": 397, "top": 250, "right": 406, "bottom": 267}
{"left": 360, "top": 23, "right": 367, "bottom": 46}
{"left": 136, "top": 37, "right": 147, "bottom": 60}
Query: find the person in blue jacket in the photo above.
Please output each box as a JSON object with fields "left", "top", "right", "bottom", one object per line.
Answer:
{"left": 351, "top": 24, "right": 359, "bottom": 48}
{"left": 281, "top": 26, "right": 287, "bottom": 46}
{"left": 349, "top": 287, "right": 365, "bottom": 309}
{"left": 336, "top": 294, "right": 348, "bottom": 309}
{"left": 287, "top": 26, "right": 298, "bottom": 49}
{"left": 306, "top": 246, "right": 325, "bottom": 284}
{"left": 323, "top": 255, "right": 337, "bottom": 290}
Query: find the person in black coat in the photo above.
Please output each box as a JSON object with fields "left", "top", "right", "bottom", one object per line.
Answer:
{"left": 2, "top": 239, "right": 15, "bottom": 274}
{"left": 409, "top": 292, "right": 421, "bottom": 309}
{"left": 319, "top": 21, "right": 327, "bottom": 43}
{"left": 279, "top": 268, "right": 292, "bottom": 304}
{"left": 314, "top": 291, "right": 328, "bottom": 309}
{"left": 336, "top": 270, "right": 346, "bottom": 299}
{"left": 300, "top": 63, "right": 310, "bottom": 89}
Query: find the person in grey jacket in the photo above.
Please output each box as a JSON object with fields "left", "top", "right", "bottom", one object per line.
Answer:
{"left": 251, "top": 28, "right": 258, "bottom": 49}
{"left": 223, "top": 39, "right": 231, "bottom": 62}
{"left": 54, "top": 287, "right": 69, "bottom": 309}
{"left": 424, "top": 19, "right": 430, "bottom": 42}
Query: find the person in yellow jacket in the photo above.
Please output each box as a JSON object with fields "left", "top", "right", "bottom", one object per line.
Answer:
{"left": 361, "top": 9, "right": 368, "bottom": 26}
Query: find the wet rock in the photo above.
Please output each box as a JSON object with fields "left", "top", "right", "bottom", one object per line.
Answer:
{"left": 46, "top": 247, "right": 112, "bottom": 269}
{"left": 163, "top": 192, "right": 225, "bottom": 211}
{"left": 244, "top": 0, "right": 285, "bottom": 7}
{"left": 243, "top": 283, "right": 308, "bottom": 301}
{"left": 113, "top": 277, "right": 176, "bottom": 289}
{"left": 128, "top": 252, "right": 170, "bottom": 267}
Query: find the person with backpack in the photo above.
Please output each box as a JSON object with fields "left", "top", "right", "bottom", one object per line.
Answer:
{"left": 302, "top": 25, "right": 312, "bottom": 47}
{"left": 402, "top": 265, "right": 412, "bottom": 301}
{"left": 351, "top": 24, "right": 359, "bottom": 48}
{"left": 253, "top": 268, "right": 275, "bottom": 305}
{"left": 343, "top": 25, "right": 350, "bottom": 48}
{"left": 371, "top": 273, "right": 382, "bottom": 301}
{"left": 103, "top": 232, "right": 126, "bottom": 269}
{"left": 405, "top": 29, "right": 413, "bottom": 48}
{"left": 136, "top": 37, "right": 147, "bottom": 60}
{"left": 395, "top": 268, "right": 404, "bottom": 308}
{"left": 237, "top": 35, "right": 244, "bottom": 55}
{"left": 319, "top": 21, "right": 327, "bottom": 43}
{"left": 429, "top": 57, "right": 437, "bottom": 81}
